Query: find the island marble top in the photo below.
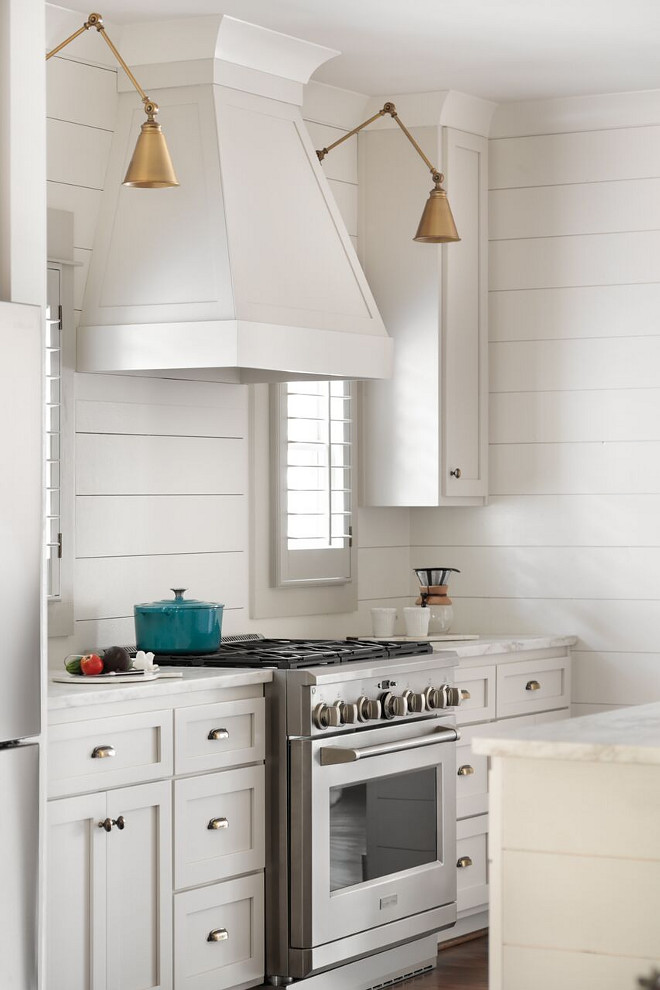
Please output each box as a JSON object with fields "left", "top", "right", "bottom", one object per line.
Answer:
{"left": 474, "top": 701, "right": 660, "bottom": 766}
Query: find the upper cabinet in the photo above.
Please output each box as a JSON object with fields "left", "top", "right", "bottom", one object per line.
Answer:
{"left": 359, "top": 94, "right": 493, "bottom": 506}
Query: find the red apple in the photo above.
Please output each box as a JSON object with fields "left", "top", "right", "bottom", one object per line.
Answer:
{"left": 80, "top": 653, "right": 104, "bottom": 676}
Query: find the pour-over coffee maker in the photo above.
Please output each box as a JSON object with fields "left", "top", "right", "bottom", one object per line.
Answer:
{"left": 414, "top": 567, "right": 460, "bottom": 634}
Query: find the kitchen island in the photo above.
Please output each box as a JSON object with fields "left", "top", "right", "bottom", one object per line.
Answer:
{"left": 474, "top": 703, "right": 660, "bottom": 989}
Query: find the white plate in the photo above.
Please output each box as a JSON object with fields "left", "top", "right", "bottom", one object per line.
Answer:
{"left": 51, "top": 670, "right": 183, "bottom": 684}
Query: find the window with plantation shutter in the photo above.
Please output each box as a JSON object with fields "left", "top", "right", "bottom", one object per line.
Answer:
{"left": 273, "top": 380, "right": 354, "bottom": 587}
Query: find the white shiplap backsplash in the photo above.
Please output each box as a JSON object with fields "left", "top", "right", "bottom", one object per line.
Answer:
{"left": 46, "top": 35, "right": 411, "bottom": 665}
{"left": 412, "top": 97, "right": 660, "bottom": 715}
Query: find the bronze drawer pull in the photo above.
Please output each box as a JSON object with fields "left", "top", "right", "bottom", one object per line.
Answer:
{"left": 208, "top": 728, "right": 229, "bottom": 741}
{"left": 208, "top": 817, "right": 229, "bottom": 830}
{"left": 457, "top": 856, "right": 473, "bottom": 869}
{"left": 207, "top": 928, "right": 229, "bottom": 942}
{"left": 97, "top": 816, "right": 125, "bottom": 832}
{"left": 526, "top": 680, "right": 541, "bottom": 691}
{"left": 91, "top": 745, "right": 115, "bottom": 759}
{"left": 460, "top": 689, "right": 471, "bottom": 701}
{"left": 457, "top": 764, "right": 475, "bottom": 776}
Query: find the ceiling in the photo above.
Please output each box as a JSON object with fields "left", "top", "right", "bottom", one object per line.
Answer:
{"left": 59, "top": 0, "right": 660, "bottom": 103}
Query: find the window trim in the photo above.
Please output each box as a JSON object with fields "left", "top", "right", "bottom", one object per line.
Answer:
{"left": 46, "top": 255, "right": 75, "bottom": 637}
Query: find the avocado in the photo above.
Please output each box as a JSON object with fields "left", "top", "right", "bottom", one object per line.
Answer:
{"left": 102, "top": 645, "right": 131, "bottom": 673}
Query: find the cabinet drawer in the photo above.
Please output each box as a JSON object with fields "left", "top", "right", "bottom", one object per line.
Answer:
{"left": 454, "top": 665, "right": 496, "bottom": 725}
{"left": 456, "top": 815, "right": 488, "bottom": 915}
{"left": 175, "top": 765, "right": 265, "bottom": 889}
{"left": 174, "top": 874, "right": 264, "bottom": 990}
{"left": 175, "top": 698, "right": 265, "bottom": 775}
{"left": 48, "top": 710, "right": 173, "bottom": 798}
{"left": 496, "top": 656, "right": 570, "bottom": 719}
{"left": 455, "top": 727, "right": 489, "bottom": 819}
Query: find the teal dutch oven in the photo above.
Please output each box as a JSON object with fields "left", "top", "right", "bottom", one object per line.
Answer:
{"left": 134, "top": 588, "right": 224, "bottom": 655}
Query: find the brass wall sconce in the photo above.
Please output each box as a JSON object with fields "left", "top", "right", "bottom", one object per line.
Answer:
{"left": 317, "top": 102, "right": 459, "bottom": 243}
{"left": 46, "top": 12, "right": 179, "bottom": 188}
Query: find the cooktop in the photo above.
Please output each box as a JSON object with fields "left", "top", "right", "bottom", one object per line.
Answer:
{"left": 148, "top": 637, "right": 434, "bottom": 670}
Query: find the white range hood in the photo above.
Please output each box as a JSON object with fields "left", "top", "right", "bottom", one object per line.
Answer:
{"left": 77, "top": 16, "right": 392, "bottom": 383}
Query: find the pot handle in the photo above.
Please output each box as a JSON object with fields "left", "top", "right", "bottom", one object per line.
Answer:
{"left": 171, "top": 588, "right": 187, "bottom": 600}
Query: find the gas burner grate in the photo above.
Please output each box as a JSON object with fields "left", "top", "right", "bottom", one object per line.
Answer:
{"left": 151, "top": 637, "right": 433, "bottom": 670}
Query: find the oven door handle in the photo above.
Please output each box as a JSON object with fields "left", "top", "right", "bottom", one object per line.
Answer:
{"left": 319, "top": 725, "right": 458, "bottom": 765}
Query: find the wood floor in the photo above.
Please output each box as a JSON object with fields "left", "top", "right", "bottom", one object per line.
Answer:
{"left": 400, "top": 936, "right": 488, "bottom": 990}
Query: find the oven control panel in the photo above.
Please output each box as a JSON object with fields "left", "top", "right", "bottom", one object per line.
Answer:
{"left": 296, "top": 665, "right": 462, "bottom": 736}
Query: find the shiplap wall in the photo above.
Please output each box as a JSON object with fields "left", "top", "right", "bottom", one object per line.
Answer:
{"left": 45, "top": 22, "right": 411, "bottom": 663}
{"left": 411, "top": 93, "right": 660, "bottom": 714}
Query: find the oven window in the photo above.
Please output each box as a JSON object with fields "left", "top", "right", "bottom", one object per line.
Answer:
{"left": 329, "top": 768, "right": 438, "bottom": 892}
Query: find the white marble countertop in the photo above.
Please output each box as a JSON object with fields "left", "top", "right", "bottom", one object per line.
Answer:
{"left": 474, "top": 701, "right": 660, "bottom": 766}
{"left": 388, "top": 634, "right": 577, "bottom": 658}
{"left": 48, "top": 666, "right": 273, "bottom": 711}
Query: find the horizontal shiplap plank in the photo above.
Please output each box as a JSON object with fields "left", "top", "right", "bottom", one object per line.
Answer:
{"left": 76, "top": 495, "right": 246, "bottom": 557}
{"left": 490, "top": 441, "right": 660, "bottom": 495}
{"left": 75, "top": 435, "right": 246, "bottom": 495}
{"left": 46, "top": 57, "right": 117, "bottom": 131}
{"left": 490, "top": 283, "right": 660, "bottom": 342}
{"left": 47, "top": 118, "right": 112, "bottom": 189}
{"left": 304, "top": 121, "right": 357, "bottom": 184}
{"left": 327, "top": 178, "right": 358, "bottom": 236}
{"left": 74, "top": 552, "right": 247, "bottom": 620}
{"left": 491, "top": 337, "right": 660, "bottom": 393}
{"left": 490, "top": 177, "right": 660, "bottom": 240}
{"left": 408, "top": 546, "right": 660, "bottom": 602}
{"left": 76, "top": 373, "right": 247, "bottom": 410}
{"left": 490, "top": 230, "right": 660, "bottom": 291}
{"left": 47, "top": 182, "right": 102, "bottom": 251}
{"left": 76, "top": 396, "right": 246, "bottom": 438}
{"left": 490, "top": 125, "right": 660, "bottom": 189}
{"left": 502, "top": 850, "right": 660, "bottom": 958}
{"left": 70, "top": 607, "right": 247, "bottom": 653}
{"left": 501, "top": 945, "right": 658, "bottom": 990}
{"left": 411, "top": 494, "right": 660, "bottom": 548}
{"left": 490, "top": 388, "right": 660, "bottom": 443}
{"left": 357, "top": 546, "right": 411, "bottom": 599}
{"left": 572, "top": 651, "right": 660, "bottom": 706}
{"left": 357, "top": 507, "right": 411, "bottom": 548}
{"left": 449, "top": 597, "right": 660, "bottom": 654}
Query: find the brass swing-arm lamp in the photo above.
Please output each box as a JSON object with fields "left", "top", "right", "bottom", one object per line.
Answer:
{"left": 46, "top": 12, "right": 179, "bottom": 188}
{"left": 317, "top": 102, "right": 459, "bottom": 243}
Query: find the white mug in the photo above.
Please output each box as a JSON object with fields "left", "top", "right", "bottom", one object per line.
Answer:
{"left": 370, "top": 607, "right": 397, "bottom": 637}
{"left": 403, "top": 606, "right": 430, "bottom": 637}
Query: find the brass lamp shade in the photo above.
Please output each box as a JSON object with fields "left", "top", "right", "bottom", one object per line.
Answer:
{"left": 123, "top": 120, "right": 179, "bottom": 188}
{"left": 414, "top": 187, "right": 460, "bottom": 243}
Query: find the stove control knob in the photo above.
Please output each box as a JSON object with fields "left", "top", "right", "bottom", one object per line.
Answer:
{"left": 380, "top": 692, "right": 408, "bottom": 719}
{"left": 312, "top": 703, "right": 330, "bottom": 730}
{"left": 408, "top": 692, "right": 427, "bottom": 713}
{"left": 424, "top": 687, "right": 441, "bottom": 710}
{"left": 340, "top": 702, "right": 358, "bottom": 724}
{"left": 445, "top": 686, "right": 462, "bottom": 707}
{"left": 356, "top": 696, "right": 370, "bottom": 722}
{"left": 326, "top": 704, "right": 342, "bottom": 728}
{"left": 367, "top": 698, "right": 382, "bottom": 720}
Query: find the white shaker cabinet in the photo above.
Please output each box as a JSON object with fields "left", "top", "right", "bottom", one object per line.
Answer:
{"left": 47, "top": 674, "right": 268, "bottom": 990}
{"left": 47, "top": 780, "right": 172, "bottom": 990}
{"left": 359, "top": 111, "right": 490, "bottom": 507}
{"left": 438, "top": 642, "right": 572, "bottom": 944}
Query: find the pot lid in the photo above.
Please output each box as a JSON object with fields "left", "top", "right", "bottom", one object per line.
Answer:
{"left": 136, "top": 588, "right": 224, "bottom": 610}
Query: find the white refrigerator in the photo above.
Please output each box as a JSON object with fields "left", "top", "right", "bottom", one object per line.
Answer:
{"left": 0, "top": 301, "right": 43, "bottom": 988}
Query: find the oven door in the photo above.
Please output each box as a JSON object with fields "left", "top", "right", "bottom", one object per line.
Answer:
{"left": 289, "top": 718, "right": 457, "bottom": 951}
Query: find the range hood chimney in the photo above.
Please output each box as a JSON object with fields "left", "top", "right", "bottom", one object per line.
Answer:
{"left": 77, "top": 16, "right": 392, "bottom": 383}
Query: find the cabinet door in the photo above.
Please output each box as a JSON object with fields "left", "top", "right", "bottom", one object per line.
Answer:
{"left": 106, "top": 780, "right": 173, "bottom": 990}
{"left": 47, "top": 793, "right": 108, "bottom": 990}
{"left": 442, "top": 128, "right": 488, "bottom": 499}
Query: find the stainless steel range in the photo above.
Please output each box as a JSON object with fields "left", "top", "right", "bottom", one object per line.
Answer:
{"left": 157, "top": 638, "right": 461, "bottom": 990}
